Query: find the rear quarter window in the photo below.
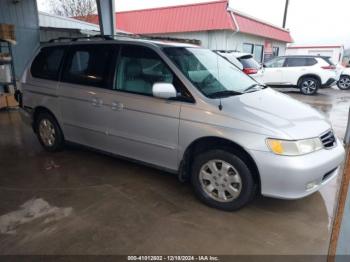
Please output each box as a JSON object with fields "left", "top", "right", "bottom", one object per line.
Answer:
{"left": 30, "top": 47, "right": 65, "bottom": 80}
{"left": 61, "top": 44, "right": 116, "bottom": 88}
{"left": 305, "top": 58, "right": 317, "bottom": 66}
{"left": 321, "top": 57, "right": 335, "bottom": 65}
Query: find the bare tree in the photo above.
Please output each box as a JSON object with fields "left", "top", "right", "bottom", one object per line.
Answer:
{"left": 49, "top": 0, "right": 97, "bottom": 19}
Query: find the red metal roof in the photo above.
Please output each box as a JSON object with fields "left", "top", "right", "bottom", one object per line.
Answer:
{"left": 116, "top": 1, "right": 236, "bottom": 34}
{"left": 82, "top": 0, "right": 292, "bottom": 43}
{"left": 234, "top": 12, "right": 292, "bottom": 43}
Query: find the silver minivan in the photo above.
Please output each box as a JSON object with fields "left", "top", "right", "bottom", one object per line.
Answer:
{"left": 20, "top": 36, "right": 345, "bottom": 211}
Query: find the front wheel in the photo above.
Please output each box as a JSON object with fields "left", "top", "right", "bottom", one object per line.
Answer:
{"left": 337, "top": 75, "right": 350, "bottom": 90}
{"left": 299, "top": 77, "right": 320, "bottom": 95}
{"left": 191, "top": 150, "right": 256, "bottom": 211}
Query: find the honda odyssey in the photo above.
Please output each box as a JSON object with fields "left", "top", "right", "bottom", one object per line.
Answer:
{"left": 20, "top": 36, "right": 345, "bottom": 211}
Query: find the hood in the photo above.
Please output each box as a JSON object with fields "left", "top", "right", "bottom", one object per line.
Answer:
{"left": 217, "top": 88, "right": 331, "bottom": 139}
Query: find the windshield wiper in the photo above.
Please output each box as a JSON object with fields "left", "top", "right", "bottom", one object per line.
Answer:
{"left": 243, "top": 84, "right": 267, "bottom": 93}
{"left": 207, "top": 90, "right": 242, "bottom": 98}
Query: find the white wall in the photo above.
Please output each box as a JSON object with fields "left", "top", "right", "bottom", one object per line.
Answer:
{"left": 152, "top": 30, "right": 287, "bottom": 58}
{"left": 286, "top": 47, "right": 344, "bottom": 64}
{"left": 39, "top": 12, "right": 99, "bottom": 31}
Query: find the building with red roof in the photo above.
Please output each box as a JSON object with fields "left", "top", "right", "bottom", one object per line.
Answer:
{"left": 82, "top": 0, "right": 293, "bottom": 62}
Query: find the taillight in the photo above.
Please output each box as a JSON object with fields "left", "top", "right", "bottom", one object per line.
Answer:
{"left": 243, "top": 68, "right": 258, "bottom": 74}
{"left": 321, "top": 65, "right": 336, "bottom": 70}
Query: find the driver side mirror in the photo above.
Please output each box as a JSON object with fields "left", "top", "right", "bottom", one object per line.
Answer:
{"left": 152, "top": 83, "right": 177, "bottom": 99}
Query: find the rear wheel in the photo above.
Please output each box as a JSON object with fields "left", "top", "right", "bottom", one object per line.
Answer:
{"left": 34, "top": 112, "right": 64, "bottom": 152}
{"left": 299, "top": 77, "right": 320, "bottom": 95}
{"left": 337, "top": 75, "right": 350, "bottom": 90}
{"left": 191, "top": 149, "right": 256, "bottom": 211}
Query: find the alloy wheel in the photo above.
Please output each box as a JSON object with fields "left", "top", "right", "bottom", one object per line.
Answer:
{"left": 338, "top": 76, "right": 350, "bottom": 90}
{"left": 301, "top": 79, "right": 317, "bottom": 94}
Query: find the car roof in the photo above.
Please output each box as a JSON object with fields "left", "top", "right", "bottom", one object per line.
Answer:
{"left": 278, "top": 55, "right": 330, "bottom": 59}
{"left": 216, "top": 50, "right": 253, "bottom": 58}
{"left": 41, "top": 36, "right": 199, "bottom": 49}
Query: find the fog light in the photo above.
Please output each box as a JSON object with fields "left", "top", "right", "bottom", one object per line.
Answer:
{"left": 306, "top": 181, "right": 318, "bottom": 191}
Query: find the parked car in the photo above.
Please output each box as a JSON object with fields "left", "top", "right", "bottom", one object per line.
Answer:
{"left": 261, "top": 55, "right": 339, "bottom": 95}
{"left": 337, "top": 67, "right": 350, "bottom": 90}
{"left": 215, "top": 50, "right": 264, "bottom": 83}
{"left": 20, "top": 37, "right": 345, "bottom": 211}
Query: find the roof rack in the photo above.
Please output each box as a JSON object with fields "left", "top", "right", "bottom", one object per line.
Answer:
{"left": 140, "top": 35, "right": 201, "bottom": 45}
{"left": 48, "top": 34, "right": 114, "bottom": 43}
{"left": 47, "top": 33, "right": 201, "bottom": 46}
{"left": 214, "top": 49, "right": 240, "bottom": 53}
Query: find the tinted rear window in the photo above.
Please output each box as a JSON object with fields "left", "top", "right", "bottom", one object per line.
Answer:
{"left": 238, "top": 56, "right": 261, "bottom": 69}
{"left": 31, "top": 47, "right": 65, "bottom": 80}
{"left": 61, "top": 44, "right": 115, "bottom": 88}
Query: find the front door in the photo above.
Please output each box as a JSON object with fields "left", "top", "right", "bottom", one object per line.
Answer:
{"left": 103, "top": 45, "right": 185, "bottom": 171}
{"left": 262, "top": 57, "right": 286, "bottom": 85}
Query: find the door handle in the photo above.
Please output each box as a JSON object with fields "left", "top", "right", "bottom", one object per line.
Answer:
{"left": 92, "top": 98, "right": 103, "bottom": 107}
{"left": 92, "top": 98, "right": 98, "bottom": 106}
{"left": 111, "top": 101, "right": 124, "bottom": 111}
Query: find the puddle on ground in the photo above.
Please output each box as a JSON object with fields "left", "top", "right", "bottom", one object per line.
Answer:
{"left": 0, "top": 198, "right": 72, "bottom": 234}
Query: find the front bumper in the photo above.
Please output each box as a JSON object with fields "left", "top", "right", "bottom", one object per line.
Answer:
{"left": 248, "top": 139, "right": 345, "bottom": 199}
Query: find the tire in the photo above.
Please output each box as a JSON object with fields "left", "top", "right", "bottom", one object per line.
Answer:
{"left": 34, "top": 112, "right": 64, "bottom": 152}
{"left": 191, "top": 149, "right": 256, "bottom": 211}
{"left": 298, "top": 77, "right": 320, "bottom": 95}
{"left": 337, "top": 75, "right": 350, "bottom": 90}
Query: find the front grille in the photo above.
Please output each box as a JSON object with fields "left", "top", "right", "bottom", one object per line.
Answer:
{"left": 320, "top": 130, "right": 336, "bottom": 149}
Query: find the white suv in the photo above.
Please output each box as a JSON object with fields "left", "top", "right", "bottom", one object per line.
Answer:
{"left": 261, "top": 56, "right": 338, "bottom": 95}
{"left": 215, "top": 51, "right": 264, "bottom": 83}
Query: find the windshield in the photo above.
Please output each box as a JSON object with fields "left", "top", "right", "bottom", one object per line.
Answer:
{"left": 163, "top": 47, "right": 258, "bottom": 98}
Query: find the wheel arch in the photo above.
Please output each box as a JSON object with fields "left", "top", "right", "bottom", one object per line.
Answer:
{"left": 32, "top": 106, "right": 61, "bottom": 133}
{"left": 179, "top": 136, "right": 261, "bottom": 190}
{"left": 297, "top": 74, "right": 322, "bottom": 86}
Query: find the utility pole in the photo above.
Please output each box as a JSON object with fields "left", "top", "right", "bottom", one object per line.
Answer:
{"left": 282, "top": 0, "right": 290, "bottom": 28}
{"left": 328, "top": 108, "right": 350, "bottom": 260}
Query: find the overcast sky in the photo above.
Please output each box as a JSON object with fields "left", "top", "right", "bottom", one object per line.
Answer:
{"left": 37, "top": 0, "right": 350, "bottom": 48}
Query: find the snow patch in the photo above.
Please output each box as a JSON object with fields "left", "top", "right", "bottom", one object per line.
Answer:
{"left": 0, "top": 198, "right": 72, "bottom": 234}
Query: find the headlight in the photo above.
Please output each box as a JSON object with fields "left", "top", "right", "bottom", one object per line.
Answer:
{"left": 266, "top": 138, "right": 323, "bottom": 156}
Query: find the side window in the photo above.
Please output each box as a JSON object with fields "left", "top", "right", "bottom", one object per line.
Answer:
{"left": 31, "top": 47, "right": 65, "bottom": 80}
{"left": 116, "top": 45, "right": 175, "bottom": 96}
{"left": 285, "top": 57, "right": 316, "bottom": 67}
{"left": 243, "top": 43, "right": 254, "bottom": 54}
{"left": 253, "top": 45, "right": 264, "bottom": 63}
{"left": 70, "top": 51, "right": 89, "bottom": 74}
{"left": 265, "top": 57, "right": 285, "bottom": 68}
{"left": 306, "top": 58, "right": 317, "bottom": 66}
{"left": 62, "top": 45, "right": 115, "bottom": 88}
{"left": 272, "top": 47, "right": 279, "bottom": 57}
{"left": 285, "top": 58, "right": 307, "bottom": 67}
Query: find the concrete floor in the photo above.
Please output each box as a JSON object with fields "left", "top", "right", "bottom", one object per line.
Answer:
{"left": 0, "top": 87, "right": 349, "bottom": 255}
